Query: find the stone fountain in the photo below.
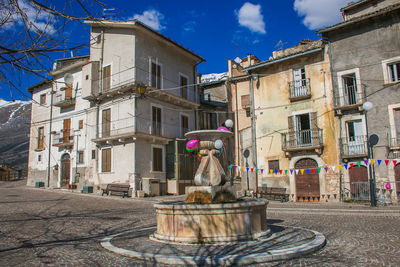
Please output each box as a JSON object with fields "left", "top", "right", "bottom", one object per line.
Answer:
{"left": 151, "top": 129, "right": 269, "bottom": 243}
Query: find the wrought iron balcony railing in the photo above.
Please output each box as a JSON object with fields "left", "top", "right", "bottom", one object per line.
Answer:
{"left": 288, "top": 78, "right": 311, "bottom": 101}
{"left": 334, "top": 87, "right": 363, "bottom": 109}
{"left": 281, "top": 128, "right": 323, "bottom": 151}
{"left": 340, "top": 135, "right": 368, "bottom": 158}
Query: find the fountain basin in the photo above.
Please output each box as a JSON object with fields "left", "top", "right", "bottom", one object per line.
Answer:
{"left": 152, "top": 199, "right": 269, "bottom": 244}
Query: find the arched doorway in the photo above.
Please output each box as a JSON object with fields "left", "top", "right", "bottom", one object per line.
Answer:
{"left": 295, "top": 158, "right": 320, "bottom": 202}
{"left": 61, "top": 154, "right": 70, "bottom": 187}
{"left": 395, "top": 164, "right": 400, "bottom": 199}
{"left": 348, "top": 166, "right": 369, "bottom": 200}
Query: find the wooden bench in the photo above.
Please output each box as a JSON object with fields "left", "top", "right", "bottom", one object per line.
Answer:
{"left": 102, "top": 184, "right": 130, "bottom": 198}
{"left": 258, "top": 187, "right": 289, "bottom": 202}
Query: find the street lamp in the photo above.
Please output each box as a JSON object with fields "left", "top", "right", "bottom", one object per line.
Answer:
{"left": 137, "top": 83, "right": 147, "bottom": 98}
{"left": 224, "top": 119, "right": 234, "bottom": 185}
{"left": 363, "top": 101, "right": 377, "bottom": 207}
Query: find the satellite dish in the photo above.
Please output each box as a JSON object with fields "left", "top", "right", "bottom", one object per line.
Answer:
{"left": 234, "top": 57, "right": 242, "bottom": 64}
{"left": 243, "top": 149, "right": 250, "bottom": 158}
{"left": 368, "top": 134, "right": 379, "bottom": 147}
{"left": 64, "top": 73, "right": 73, "bottom": 84}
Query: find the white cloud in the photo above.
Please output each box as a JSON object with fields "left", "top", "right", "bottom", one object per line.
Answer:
{"left": 131, "top": 9, "right": 165, "bottom": 31}
{"left": 237, "top": 2, "right": 266, "bottom": 34}
{"left": 183, "top": 21, "right": 196, "bottom": 32}
{"left": 294, "top": 0, "right": 349, "bottom": 30}
{"left": 0, "top": 0, "right": 56, "bottom": 34}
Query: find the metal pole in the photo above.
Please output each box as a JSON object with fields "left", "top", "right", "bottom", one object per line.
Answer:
{"left": 246, "top": 157, "right": 249, "bottom": 192}
{"left": 47, "top": 87, "right": 54, "bottom": 187}
{"left": 249, "top": 75, "right": 258, "bottom": 191}
{"left": 365, "top": 111, "right": 377, "bottom": 207}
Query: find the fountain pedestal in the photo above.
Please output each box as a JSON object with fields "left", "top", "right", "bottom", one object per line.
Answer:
{"left": 152, "top": 130, "right": 268, "bottom": 244}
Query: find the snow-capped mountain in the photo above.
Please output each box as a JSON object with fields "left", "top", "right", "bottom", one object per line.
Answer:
{"left": 200, "top": 72, "right": 228, "bottom": 83}
{"left": 0, "top": 99, "right": 31, "bottom": 171}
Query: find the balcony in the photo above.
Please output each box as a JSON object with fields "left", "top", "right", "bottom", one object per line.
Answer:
{"left": 53, "top": 89, "right": 75, "bottom": 108}
{"left": 334, "top": 87, "right": 363, "bottom": 113}
{"left": 52, "top": 131, "right": 74, "bottom": 148}
{"left": 92, "top": 117, "right": 183, "bottom": 145}
{"left": 340, "top": 136, "right": 368, "bottom": 160}
{"left": 388, "top": 134, "right": 400, "bottom": 159}
{"left": 288, "top": 78, "right": 311, "bottom": 101}
{"left": 281, "top": 128, "right": 323, "bottom": 155}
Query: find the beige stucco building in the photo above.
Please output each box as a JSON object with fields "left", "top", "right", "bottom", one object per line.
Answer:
{"left": 232, "top": 40, "right": 341, "bottom": 202}
{"left": 27, "top": 20, "right": 204, "bottom": 196}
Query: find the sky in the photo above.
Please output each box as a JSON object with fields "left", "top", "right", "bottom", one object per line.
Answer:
{"left": 0, "top": 0, "right": 350, "bottom": 101}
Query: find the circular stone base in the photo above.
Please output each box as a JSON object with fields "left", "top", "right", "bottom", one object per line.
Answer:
{"left": 154, "top": 199, "right": 268, "bottom": 243}
{"left": 100, "top": 225, "right": 326, "bottom": 265}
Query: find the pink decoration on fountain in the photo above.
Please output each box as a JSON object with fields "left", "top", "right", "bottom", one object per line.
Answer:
{"left": 186, "top": 139, "right": 198, "bottom": 150}
{"left": 217, "top": 126, "right": 229, "bottom": 132}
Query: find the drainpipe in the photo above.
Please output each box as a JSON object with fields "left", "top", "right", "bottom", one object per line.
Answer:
{"left": 249, "top": 74, "right": 259, "bottom": 191}
{"left": 99, "top": 29, "right": 105, "bottom": 93}
{"left": 131, "top": 95, "right": 137, "bottom": 196}
{"left": 47, "top": 82, "right": 54, "bottom": 187}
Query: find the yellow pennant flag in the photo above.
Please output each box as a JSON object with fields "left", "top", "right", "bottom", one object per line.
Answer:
{"left": 270, "top": 169, "right": 273, "bottom": 174}
{"left": 371, "top": 159, "right": 375, "bottom": 165}
{"left": 300, "top": 169, "right": 304, "bottom": 175}
{"left": 242, "top": 167, "right": 245, "bottom": 172}
{"left": 338, "top": 165, "right": 342, "bottom": 171}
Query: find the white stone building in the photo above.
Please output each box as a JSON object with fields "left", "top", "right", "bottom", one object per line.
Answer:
{"left": 27, "top": 20, "right": 205, "bottom": 196}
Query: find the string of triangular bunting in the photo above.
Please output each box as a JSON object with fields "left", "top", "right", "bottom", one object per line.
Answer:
{"left": 229, "top": 159, "right": 398, "bottom": 175}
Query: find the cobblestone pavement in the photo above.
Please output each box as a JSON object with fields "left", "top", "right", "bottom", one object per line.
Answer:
{"left": 0, "top": 180, "right": 399, "bottom": 266}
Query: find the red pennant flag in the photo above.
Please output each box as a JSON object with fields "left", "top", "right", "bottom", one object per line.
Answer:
{"left": 279, "top": 170, "right": 283, "bottom": 174}
{"left": 251, "top": 168, "right": 254, "bottom": 172}
{"left": 350, "top": 163, "right": 354, "bottom": 168}
{"left": 393, "top": 160, "right": 397, "bottom": 166}
{"left": 385, "top": 160, "right": 389, "bottom": 166}
{"left": 312, "top": 168, "right": 316, "bottom": 174}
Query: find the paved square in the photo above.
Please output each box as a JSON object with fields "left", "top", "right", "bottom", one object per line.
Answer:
{"left": 0, "top": 180, "right": 399, "bottom": 266}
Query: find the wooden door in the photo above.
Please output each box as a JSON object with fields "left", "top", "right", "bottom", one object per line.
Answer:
{"left": 295, "top": 158, "right": 320, "bottom": 202}
{"left": 102, "top": 109, "right": 111, "bottom": 137}
{"left": 63, "top": 119, "right": 71, "bottom": 143}
{"left": 61, "top": 154, "right": 70, "bottom": 187}
{"left": 395, "top": 164, "right": 400, "bottom": 198}
{"left": 348, "top": 166, "right": 369, "bottom": 200}
{"left": 180, "top": 75, "right": 188, "bottom": 99}
{"left": 181, "top": 115, "right": 188, "bottom": 137}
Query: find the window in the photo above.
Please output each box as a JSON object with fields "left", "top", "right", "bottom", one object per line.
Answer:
{"left": 40, "top": 94, "right": 46, "bottom": 105}
{"left": 287, "top": 112, "right": 317, "bottom": 146}
{"left": 268, "top": 160, "right": 280, "bottom": 172}
{"left": 151, "top": 62, "right": 162, "bottom": 89}
{"left": 78, "top": 151, "right": 84, "bottom": 164}
{"left": 345, "top": 120, "right": 365, "bottom": 155}
{"left": 38, "top": 155, "right": 41, "bottom": 162}
{"left": 79, "top": 120, "right": 83, "bottom": 129}
{"left": 152, "top": 106, "right": 162, "bottom": 135}
{"left": 64, "top": 83, "right": 73, "bottom": 100}
{"left": 37, "top": 127, "right": 44, "bottom": 149}
{"left": 91, "top": 150, "right": 96, "bottom": 159}
{"left": 102, "top": 109, "right": 111, "bottom": 137}
{"left": 153, "top": 147, "right": 163, "bottom": 172}
{"left": 388, "top": 62, "right": 400, "bottom": 82}
{"left": 101, "top": 148, "right": 111, "bottom": 172}
{"left": 180, "top": 74, "right": 188, "bottom": 99}
{"left": 103, "top": 65, "right": 111, "bottom": 91}
{"left": 181, "top": 115, "right": 189, "bottom": 137}
{"left": 245, "top": 108, "right": 251, "bottom": 117}
{"left": 342, "top": 73, "right": 358, "bottom": 105}
{"left": 292, "top": 67, "right": 307, "bottom": 97}
{"left": 85, "top": 75, "right": 89, "bottom": 80}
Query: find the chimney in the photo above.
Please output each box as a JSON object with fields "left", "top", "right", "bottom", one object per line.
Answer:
{"left": 247, "top": 54, "right": 252, "bottom": 67}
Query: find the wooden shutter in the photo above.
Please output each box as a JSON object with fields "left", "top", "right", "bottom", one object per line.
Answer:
{"left": 40, "top": 94, "right": 46, "bottom": 105}
{"left": 180, "top": 76, "right": 188, "bottom": 99}
{"left": 152, "top": 106, "right": 161, "bottom": 135}
{"left": 103, "top": 65, "right": 111, "bottom": 91}
{"left": 102, "top": 148, "right": 111, "bottom": 172}
{"left": 156, "top": 64, "right": 161, "bottom": 89}
{"left": 38, "top": 127, "right": 44, "bottom": 149}
{"left": 310, "top": 112, "right": 318, "bottom": 130}
{"left": 65, "top": 83, "right": 73, "bottom": 99}
{"left": 79, "top": 120, "right": 83, "bottom": 129}
{"left": 287, "top": 116, "right": 294, "bottom": 146}
{"left": 63, "top": 119, "right": 71, "bottom": 143}
{"left": 102, "top": 109, "right": 111, "bottom": 137}
{"left": 153, "top": 147, "right": 162, "bottom": 172}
